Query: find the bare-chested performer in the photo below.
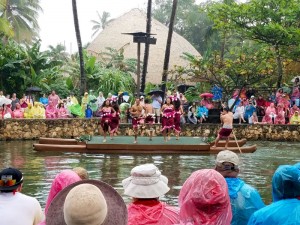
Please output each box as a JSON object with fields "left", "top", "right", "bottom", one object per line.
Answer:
{"left": 129, "top": 98, "right": 144, "bottom": 143}
{"left": 144, "top": 99, "right": 155, "bottom": 141}
{"left": 212, "top": 107, "right": 234, "bottom": 149}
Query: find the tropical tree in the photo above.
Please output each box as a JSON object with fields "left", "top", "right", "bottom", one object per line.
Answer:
{"left": 0, "top": 0, "right": 41, "bottom": 42}
{"left": 72, "top": 0, "right": 86, "bottom": 96}
{"left": 91, "top": 11, "right": 111, "bottom": 37}
{"left": 161, "top": 0, "right": 178, "bottom": 99}
{"left": 209, "top": 0, "right": 300, "bottom": 88}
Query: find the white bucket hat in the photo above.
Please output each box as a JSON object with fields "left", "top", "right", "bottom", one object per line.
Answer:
{"left": 122, "top": 164, "right": 170, "bottom": 198}
{"left": 216, "top": 150, "right": 240, "bottom": 166}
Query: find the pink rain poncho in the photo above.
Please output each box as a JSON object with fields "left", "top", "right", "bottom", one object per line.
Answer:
{"left": 177, "top": 169, "right": 232, "bottom": 225}
{"left": 127, "top": 199, "right": 179, "bottom": 225}
{"left": 38, "top": 170, "right": 81, "bottom": 225}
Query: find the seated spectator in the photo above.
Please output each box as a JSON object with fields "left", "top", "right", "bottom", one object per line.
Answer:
{"left": 274, "top": 103, "right": 285, "bottom": 124}
{"left": 24, "top": 103, "right": 34, "bottom": 118}
{"left": 45, "top": 101, "right": 58, "bottom": 119}
{"left": 256, "top": 95, "right": 266, "bottom": 116}
{"left": 3, "top": 104, "right": 13, "bottom": 119}
{"left": 233, "top": 102, "right": 246, "bottom": 124}
{"left": 178, "top": 169, "right": 232, "bottom": 225}
{"left": 248, "top": 164, "right": 300, "bottom": 225}
{"left": 188, "top": 102, "right": 198, "bottom": 124}
{"left": 288, "top": 104, "right": 299, "bottom": 118}
{"left": 57, "top": 102, "right": 68, "bottom": 118}
{"left": 38, "top": 170, "right": 81, "bottom": 225}
{"left": 249, "top": 111, "right": 259, "bottom": 124}
{"left": 262, "top": 103, "right": 276, "bottom": 124}
{"left": 39, "top": 94, "right": 48, "bottom": 107}
{"left": 85, "top": 104, "right": 93, "bottom": 118}
{"left": 32, "top": 102, "right": 45, "bottom": 119}
{"left": 0, "top": 167, "right": 43, "bottom": 225}
{"left": 244, "top": 100, "right": 256, "bottom": 122}
{"left": 122, "top": 164, "right": 179, "bottom": 225}
{"left": 13, "top": 103, "right": 24, "bottom": 119}
{"left": 269, "top": 92, "right": 276, "bottom": 103}
{"left": 196, "top": 102, "right": 208, "bottom": 123}
{"left": 215, "top": 150, "right": 265, "bottom": 225}
{"left": 200, "top": 96, "right": 213, "bottom": 110}
{"left": 46, "top": 180, "right": 128, "bottom": 225}
{"left": 290, "top": 111, "right": 300, "bottom": 124}
{"left": 11, "top": 93, "right": 19, "bottom": 111}
{"left": 291, "top": 86, "right": 299, "bottom": 105}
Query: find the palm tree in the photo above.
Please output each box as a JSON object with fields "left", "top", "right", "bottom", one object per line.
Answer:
{"left": 72, "top": 0, "right": 86, "bottom": 96}
{"left": 91, "top": 11, "right": 110, "bottom": 37}
{"left": 0, "top": 0, "right": 41, "bottom": 43}
{"left": 161, "top": 0, "right": 178, "bottom": 100}
{"left": 141, "top": 0, "right": 152, "bottom": 93}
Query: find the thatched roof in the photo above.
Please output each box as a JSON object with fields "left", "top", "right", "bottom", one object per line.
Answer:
{"left": 87, "top": 9, "right": 201, "bottom": 84}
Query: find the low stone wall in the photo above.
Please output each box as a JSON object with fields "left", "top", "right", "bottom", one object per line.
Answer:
{"left": 0, "top": 119, "right": 299, "bottom": 141}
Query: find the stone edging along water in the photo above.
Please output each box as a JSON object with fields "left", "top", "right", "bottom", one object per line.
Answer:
{"left": 0, "top": 118, "right": 299, "bottom": 141}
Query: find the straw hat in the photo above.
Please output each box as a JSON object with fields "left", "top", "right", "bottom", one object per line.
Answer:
{"left": 46, "top": 180, "right": 127, "bottom": 225}
{"left": 122, "top": 164, "right": 170, "bottom": 198}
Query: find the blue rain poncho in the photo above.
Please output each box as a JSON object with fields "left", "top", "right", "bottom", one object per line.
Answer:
{"left": 248, "top": 165, "right": 300, "bottom": 225}
{"left": 196, "top": 106, "right": 208, "bottom": 118}
{"left": 225, "top": 178, "right": 265, "bottom": 225}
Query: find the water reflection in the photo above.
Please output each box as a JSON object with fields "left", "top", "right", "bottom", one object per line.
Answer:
{"left": 0, "top": 140, "right": 299, "bottom": 208}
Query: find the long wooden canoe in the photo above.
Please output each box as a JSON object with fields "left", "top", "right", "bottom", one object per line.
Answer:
{"left": 33, "top": 136, "right": 256, "bottom": 154}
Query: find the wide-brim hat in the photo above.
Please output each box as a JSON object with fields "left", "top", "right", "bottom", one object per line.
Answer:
{"left": 122, "top": 164, "right": 170, "bottom": 198}
{"left": 46, "top": 180, "right": 127, "bottom": 225}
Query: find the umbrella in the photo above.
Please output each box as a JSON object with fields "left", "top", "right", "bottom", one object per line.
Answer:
{"left": 278, "top": 87, "right": 291, "bottom": 94}
{"left": 291, "top": 76, "right": 300, "bottom": 83}
{"left": 26, "top": 86, "right": 42, "bottom": 93}
{"left": 200, "top": 93, "right": 214, "bottom": 98}
{"left": 0, "top": 98, "right": 12, "bottom": 106}
{"left": 148, "top": 89, "right": 164, "bottom": 95}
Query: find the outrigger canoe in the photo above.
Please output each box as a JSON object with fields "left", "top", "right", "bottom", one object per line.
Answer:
{"left": 33, "top": 136, "right": 256, "bottom": 154}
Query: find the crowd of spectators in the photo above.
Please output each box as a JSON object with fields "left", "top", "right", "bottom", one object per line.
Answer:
{"left": 1, "top": 78, "right": 299, "bottom": 125}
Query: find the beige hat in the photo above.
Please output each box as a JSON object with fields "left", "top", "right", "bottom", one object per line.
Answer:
{"left": 46, "top": 180, "right": 127, "bottom": 225}
{"left": 122, "top": 164, "right": 170, "bottom": 198}
{"left": 216, "top": 150, "right": 240, "bottom": 166}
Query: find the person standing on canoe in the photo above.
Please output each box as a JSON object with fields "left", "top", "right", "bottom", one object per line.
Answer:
{"left": 215, "top": 150, "right": 265, "bottom": 225}
{"left": 100, "top": 99, "right": 115, "bottom": 143}
{"left": 130, "top": 98, "right": 144, "bottom": 144}
{"left": 212, "top": 107, "right": 233, "bottom": 149}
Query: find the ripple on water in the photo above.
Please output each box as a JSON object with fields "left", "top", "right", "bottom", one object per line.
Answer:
{"left": 0, "top": 140, "right": 299, "bottom": 207}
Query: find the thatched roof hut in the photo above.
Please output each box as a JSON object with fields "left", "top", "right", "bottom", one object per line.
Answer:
{"left": 87, "top": 9, "right": 201, "bottom": 84}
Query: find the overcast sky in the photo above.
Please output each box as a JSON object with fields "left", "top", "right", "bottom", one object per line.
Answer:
{"left": 39, "top": 0, "right": 149, "bottom": 53}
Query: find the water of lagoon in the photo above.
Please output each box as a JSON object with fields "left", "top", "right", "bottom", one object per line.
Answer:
{"left": 0, "top": 140, "right": 299, "bottom": 209}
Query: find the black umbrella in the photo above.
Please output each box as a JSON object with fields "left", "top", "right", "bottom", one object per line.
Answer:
{"left": 26, "top": 86, "right": 42, "bottom": 93}
{"left": 148, "top": 89, "right": 164, "bottom": 95}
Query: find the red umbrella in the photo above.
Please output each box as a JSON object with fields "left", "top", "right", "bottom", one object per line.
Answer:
{"left": 200, "top": 93, "right": 214, "bottom": 98}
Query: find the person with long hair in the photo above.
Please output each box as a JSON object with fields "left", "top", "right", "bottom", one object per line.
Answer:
{"left": 100, "top": 99, "right": 115, "bottom": 142}
{"left": 161, "top": 97, "right": 174, "bottom": 142}
{"left": 110, "top": 100, "right": 120, "bottom": 138}
{"left": 173, "top": 96, "right": 183, "bottom": 140}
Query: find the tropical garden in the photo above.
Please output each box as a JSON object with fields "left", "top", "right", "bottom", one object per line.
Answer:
{"left": 0, "top": 0, "right": 300, "bottom": 102}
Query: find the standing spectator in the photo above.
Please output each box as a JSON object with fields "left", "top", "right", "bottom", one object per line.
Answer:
{"left": 151, "top": 93, "right": 162, "bottom": 123}
{"left": 178, "top": 169, "right": 232, "bottom": 225}
{"left": 248, "top": 164, "right": 300, "bottom": 225}
{"left": 215, "top": 150, "right": 265, "bottom": 225}
{"left": 48, "top": 90, "right": 60, "bottom": 107}
{"left": 81, "top": 92, "right": 89, "bottom": 113}
{"left": 96, "top": 91, "right": 105, "bottom": 109}
{"left": 188, "top": 102, "right": 198, "bottom": 124}
{"left": 10, "top": 93, "right": 19, "bottom": 111}
{"left": 122, "top": 164, "right": 179, "bottom": 225}
{"left": 0, "top": 90, "right": 4, "bottom": 98}
{"left": 244, "top": 100, "right": 256, "bottom": 122}
{"left": 0, "top": 167, "right": 43, "bottom": 225}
